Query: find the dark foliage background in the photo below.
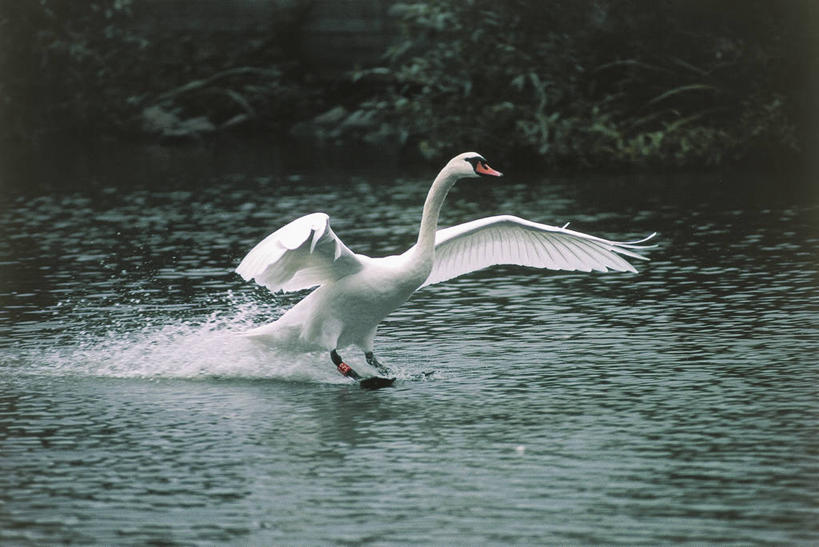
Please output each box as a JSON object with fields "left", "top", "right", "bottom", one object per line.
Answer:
{"left": 1, "top": 0, "right": 815, "bottom": 169}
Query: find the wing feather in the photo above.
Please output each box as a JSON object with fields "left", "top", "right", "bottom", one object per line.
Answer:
{"left": 562, "top": 237, "right": 595, "bottom": 272}
{"left": 544, "top": 236, "right": 570, "bottom": 270}
{"left": 421, "top": 215, "right": 656, "bottom": 287}
{"left": 235, "top": 212, "right": 363, "bottom": 293}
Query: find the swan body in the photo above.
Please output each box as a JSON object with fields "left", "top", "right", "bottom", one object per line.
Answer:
{"left": 236, "top": 152, "right": 655, "bottom": 377}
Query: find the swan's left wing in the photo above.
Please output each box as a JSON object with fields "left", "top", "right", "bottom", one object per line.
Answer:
{"left": 236, "top": 212, "right": 363, "bottom": 292}
{"left": 422, "top": 215, "right": 656, "bottom": 287}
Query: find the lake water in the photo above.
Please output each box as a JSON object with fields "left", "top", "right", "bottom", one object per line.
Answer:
{"left": 1, "top": 141, "right": 817, "bottom": 544}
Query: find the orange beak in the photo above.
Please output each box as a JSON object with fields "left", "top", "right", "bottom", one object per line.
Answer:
{"left": 476, "top": 162, "right": 503, "bottom": 177}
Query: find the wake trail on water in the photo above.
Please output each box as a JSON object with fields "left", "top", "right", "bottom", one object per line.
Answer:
{"left": 6, "top": 291, "right": 437, "bottom": 384}
{"left": 10, "top": 299, "right": 352, "bottom": 383}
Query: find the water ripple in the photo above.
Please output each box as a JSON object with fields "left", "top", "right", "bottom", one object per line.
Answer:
{"left": 1, "top": 159, "right": 817, "bottom": 543}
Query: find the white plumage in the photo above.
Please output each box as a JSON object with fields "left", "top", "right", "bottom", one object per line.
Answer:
{"left": 235, "top": 152, "right": 655, "bottom": 373}
{"left": 420, "top": 214, "right": 655, "bottom": 286}
{"left": 236, "top": 212, "right": 361, "bottom": 293}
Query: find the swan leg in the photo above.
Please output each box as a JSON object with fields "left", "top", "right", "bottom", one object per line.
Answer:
{"left": 365, "top": 352, "right": 391, "bottom": 375}
{"left": 330, "top": 349, "right": 362, "bottom": 380}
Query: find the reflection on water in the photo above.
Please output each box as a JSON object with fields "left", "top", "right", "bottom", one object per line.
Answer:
{"left": 0, "top": 142, "right": 817, "bottom": 543}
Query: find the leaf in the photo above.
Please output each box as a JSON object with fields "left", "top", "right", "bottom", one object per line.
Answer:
{"left": 592, "top": 59, "right": 672, "bottom": 74}
{"left": 646, "top": 84, "right": 718, "bottom": 107}
{"left": 155, "top": 67, "right": 280, "bottom": 103}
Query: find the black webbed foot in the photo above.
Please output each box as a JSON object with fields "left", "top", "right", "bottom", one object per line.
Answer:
{"left": 359, "top": 376, "right": 396, "bottom": 389}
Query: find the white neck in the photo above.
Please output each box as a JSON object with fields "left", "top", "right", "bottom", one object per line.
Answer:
{"left": 413, "top": 165, "right": 461, "bottom": 260}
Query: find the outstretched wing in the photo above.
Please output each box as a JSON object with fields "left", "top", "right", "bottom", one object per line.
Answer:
{"left": 422, "top": 215, "right": 656, "bottom": 287}
{"left": 236, "top": 212, "right": 363, "bottom": 292}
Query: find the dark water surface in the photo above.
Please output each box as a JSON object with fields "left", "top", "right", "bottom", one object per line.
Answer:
{"left": 1, "top": 142, "right": 817, "bottom": 544}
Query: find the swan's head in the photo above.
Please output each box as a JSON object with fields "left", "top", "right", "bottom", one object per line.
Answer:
{"left": 447, "top": 152, "right": 503, "bottom": 180}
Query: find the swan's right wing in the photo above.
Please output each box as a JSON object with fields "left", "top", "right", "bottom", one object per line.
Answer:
{"left": 422, "top": 215, "right": 656, "bottom": 287}
{"left": 236, "top": 212, "right": 363, "bottom": 292}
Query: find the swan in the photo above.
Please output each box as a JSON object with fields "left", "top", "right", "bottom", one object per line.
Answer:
{"left": 236, "top": 152, "right": 655, "bottom": 384}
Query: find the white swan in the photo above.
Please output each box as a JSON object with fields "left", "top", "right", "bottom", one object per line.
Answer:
{"left": 236, "top": 152, "right": 655, "bottom": 383}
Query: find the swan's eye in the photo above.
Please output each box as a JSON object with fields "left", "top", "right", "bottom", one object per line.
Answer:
{"left": 464, "top": 156, "right": 485, "bottom": 171}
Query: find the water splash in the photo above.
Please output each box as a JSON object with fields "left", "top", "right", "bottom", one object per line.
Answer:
{"left": 3, "top": 292, "right": 436, "bottom": 384}
{"left": 6, "top": 298, "right": 349, "bottom": 384}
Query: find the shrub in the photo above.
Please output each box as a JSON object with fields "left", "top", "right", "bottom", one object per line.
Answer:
{"left": 344, "top": 0, "right": 802, "bottom": 168}
{"left": 0, "top": 0, "right": 315, "bottom": 142}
